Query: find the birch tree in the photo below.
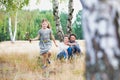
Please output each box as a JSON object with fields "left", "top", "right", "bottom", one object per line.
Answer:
{"left": 52, "top": 0, "right": 74, "bottom": 41}
{"left": 52, "top": 0, "right": 64, "bottom": 41}
{"left": 80, "top": 0, "right": 120, "bottom": 80}
{"left": 66, "top": 0, "right": 74, "bottom": 35}
{"left": 0, "top": 0, "right": 29, "bottom": 42}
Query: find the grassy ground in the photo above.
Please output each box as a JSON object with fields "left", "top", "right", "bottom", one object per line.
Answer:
{"left": 0, "top": 40, "right": 86, "bottom": 80}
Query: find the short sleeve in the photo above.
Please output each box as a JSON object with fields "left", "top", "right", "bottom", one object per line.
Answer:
{"left": 37, "top": 29, "right": 41, "bottom": 38}
{"left": 50, "top": 29, "right": 53, "bottom": 34}
{"left": 50, "top": 29, "right": 54, "bottom": 39}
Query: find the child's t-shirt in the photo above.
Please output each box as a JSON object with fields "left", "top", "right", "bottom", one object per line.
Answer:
{"left": 38, "top": 28, "right": 52, "bottom": 41}
{"left": 58, "top": 42, "right": 69, "bottom": 53}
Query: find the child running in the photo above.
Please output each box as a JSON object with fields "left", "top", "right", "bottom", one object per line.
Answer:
{"left": 30, "top": 19, "right": 57, "bottom": 69}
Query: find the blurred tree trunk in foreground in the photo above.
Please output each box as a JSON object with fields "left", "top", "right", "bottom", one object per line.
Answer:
{"left": 80, "top": 0, "right": 120, "bottom": 80}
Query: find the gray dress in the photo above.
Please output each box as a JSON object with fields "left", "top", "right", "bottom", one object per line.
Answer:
{"left": 38, "top": 28, "right": 52, "bottom": 54}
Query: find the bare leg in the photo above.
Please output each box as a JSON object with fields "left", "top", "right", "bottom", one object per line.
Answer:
{"left": 42, "top": 53, "right": 48, "bottom": 67}
{"left": 47, "top": 52, "right": 51, "bottom": 64}
{"left": 47, "top": 52, "right": 51, "bottom": 58}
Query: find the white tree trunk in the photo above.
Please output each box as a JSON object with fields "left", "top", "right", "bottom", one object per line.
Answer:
{"left": 8, "top": 12, "right": 18, "bottom": 42}
{"left": 80, "top": 0, "right": 120, "bottom": 80}
{"left": 13, "top": 12, "right": 18, "bottom": 42}
{"left": 8, "top": 16, "right": 13, "bottom": 41}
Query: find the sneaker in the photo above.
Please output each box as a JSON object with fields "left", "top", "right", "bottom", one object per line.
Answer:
{"left": 47, "top": 59, "right": 51, "bottom": 64}
{"left": 42, "top": 65, "right": 47, "bottom": 69}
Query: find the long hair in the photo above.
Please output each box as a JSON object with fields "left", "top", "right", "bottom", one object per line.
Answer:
{"left": 41, "top": 19, "right": 51, "bottom": 29}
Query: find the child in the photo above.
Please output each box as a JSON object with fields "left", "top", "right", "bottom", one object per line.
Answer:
{"left": 57, "top": 35, "right": 69, "bottom": 60}
{"left": 30, "top": 19, "right": 57, "bottom": 69}
{"left": 67, "top": 34, "right": 81, "bottom": 59}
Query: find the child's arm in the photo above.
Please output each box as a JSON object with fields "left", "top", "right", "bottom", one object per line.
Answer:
{"left": 30, "top": 34, "right": 40, "bottom": 42}
{"left": 50, "top": 34, "right": 58, "bottom": 47}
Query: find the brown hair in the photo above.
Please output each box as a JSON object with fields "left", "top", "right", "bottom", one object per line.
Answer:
{"left": 41, "top": 19, "right": 51, "bottom": 29}
{"left": 64, "top": 34, "right": 69, "bottom": 38}
{"left": 69, "top": 34, "right": 76, "bottom": 40}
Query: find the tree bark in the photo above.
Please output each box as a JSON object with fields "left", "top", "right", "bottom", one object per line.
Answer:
{"left": 52, "top": 0, "right": 64, "bottom": 42}
{"left": 13, "top": 11, "right": 18, "bottom": 42}
{"left": 66, "top": 0, "right": 74, "bottom": 35}
{"left": 80, "top": 0, "right": 120, "bottom": 80}
{"left": 8, "top": 15, "right": 13, "bottom": 41}
{"left": 8, "top": 12, "right": 18, "bottom": 42}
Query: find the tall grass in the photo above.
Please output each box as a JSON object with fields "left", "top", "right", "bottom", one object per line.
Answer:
{"left": 0, "top": 53, "right": 85, "bottom": 80}
{"left": 0, "top": 40, "right": 86, "bottom": 80}
{"left": 0, "top": 54, "right": 43, "bottom": 80}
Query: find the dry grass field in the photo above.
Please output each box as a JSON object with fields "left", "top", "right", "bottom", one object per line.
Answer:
{"left": 0, "top": 40, "right": 86, "bottom": 80}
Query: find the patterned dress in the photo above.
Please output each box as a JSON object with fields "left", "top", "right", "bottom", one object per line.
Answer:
{"left": 38, "top": 28, "right": 52, "bottom": 54}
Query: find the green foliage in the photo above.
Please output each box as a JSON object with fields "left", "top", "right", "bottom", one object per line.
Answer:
{"left": 60, "top": 12, "right": 68, "bottom": 34}
{"left": 59, "top": 10, "right": 84, "bottom": 40}
{"left": 0, "top": 0, "right": 29, "bottom": 12}
{"left": 0, "top": 0, "right": 30, "bottom": 41}
{"left": 0, "top": 9, "right": 84, "bottom": 41}
{"left": 0, "top": 12, "right": 10, "bottom": 41}
{"left": 72, "top": 10, "right": 84, "bottom": 39}
{"left": 16, "top": 10, "right": 56, "bottom": 40}
{"left": 0, "top": 10, "right": 57, "bottom": 41}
